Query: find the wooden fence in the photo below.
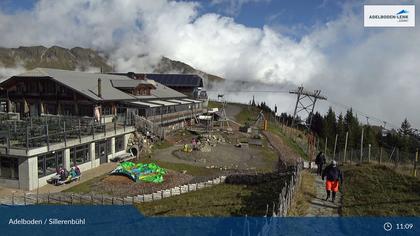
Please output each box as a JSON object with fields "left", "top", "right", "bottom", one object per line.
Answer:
{"left": 266, "top": 161, "right": 303, "bottom": 217}
{"left": 1, "top": 176, "right": 226, "bottom": 206}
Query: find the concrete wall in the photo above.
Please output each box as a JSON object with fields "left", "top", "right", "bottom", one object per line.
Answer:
{"left": 38, "top": 172, "right": 58, "bottom": 188}
{"left": 63, "top": 148, "right": 70, "bottom": 170}
{"left": 0, "top": 178, "right": 19, "bottom": 189}
{"left": 1, "top": 130, "right": 134, "bottom": 191}
{"left": 108, "top": 137, "right": 115, "bottom": 162}
{"left": 123, "top": 133, "right": 130, "bottom": 151}
{"left": 18, "top": 156, "right": 38, "bottom": 191}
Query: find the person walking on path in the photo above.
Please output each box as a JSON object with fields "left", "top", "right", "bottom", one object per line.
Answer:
{"left": 315, "top": 151, "right": 326, "bottom": 176}
{"left": 322, "top": 160, "right": 343, "bottom": 203}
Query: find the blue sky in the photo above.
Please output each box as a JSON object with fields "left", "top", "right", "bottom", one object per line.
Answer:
{"left": 0, "top": 0, "right": 36, "bottom": 12}
{"left": 2, "top": 0, "right": 347, "bottom": 28}
{"left": 1, "top": 0, "right": 419, "bottom": 127}
{"left": 196, "top": 0, "right": 347, "bottom": 28}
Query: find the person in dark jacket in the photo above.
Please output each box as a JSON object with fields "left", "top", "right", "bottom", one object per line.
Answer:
{"left": 315, "top": 151, "right": 326, "bottom": 176}
{"left": 322, "top": 160, "right": 343, "bottom": 202}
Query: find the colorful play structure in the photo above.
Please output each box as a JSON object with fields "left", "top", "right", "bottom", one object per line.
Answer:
{"left": 110, "top": 162, "right": 167, "bottom": 183}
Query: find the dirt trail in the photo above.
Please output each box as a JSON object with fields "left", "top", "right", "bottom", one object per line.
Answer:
{"left": 305, "top": 171, "right": 341, "bottom": 217}
{"left": 262, "top": 131, "right": 301, "bottom": 167}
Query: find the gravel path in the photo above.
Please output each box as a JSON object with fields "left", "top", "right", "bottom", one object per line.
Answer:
{"left": 152, "top": 144, "right": 268, "bottom": 170}
{"left": 305, "top": 172, "right": 341, "bottom": 217}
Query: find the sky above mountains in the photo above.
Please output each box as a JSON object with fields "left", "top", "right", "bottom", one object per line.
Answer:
{"left": 0, "top": 0, "right": 419, "bottom": 128}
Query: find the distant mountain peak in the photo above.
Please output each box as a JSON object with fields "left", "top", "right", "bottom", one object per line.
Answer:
{"left": 0, "top": 45, "right": 224, "bottom": 83}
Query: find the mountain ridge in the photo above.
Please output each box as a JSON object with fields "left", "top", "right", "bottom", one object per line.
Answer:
{"left": 0, "top": 46, "right": 224, "bottom": 83}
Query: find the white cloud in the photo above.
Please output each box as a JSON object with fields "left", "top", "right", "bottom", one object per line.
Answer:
{"left": 0, "top": 0, "right": 419, "bottom": 128}
{"left": 210, "top": 0, "right": 271, "bottom": 16}
{"left": 0, "top": 63, "right": 26, "bottom": 81}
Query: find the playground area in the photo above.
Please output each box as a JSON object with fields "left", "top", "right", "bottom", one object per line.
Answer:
{"left": 153, "top": 141, "right": 276, "bottom": 171}
{"left": 62, "top": 103, "right": 279, "bottom": 197}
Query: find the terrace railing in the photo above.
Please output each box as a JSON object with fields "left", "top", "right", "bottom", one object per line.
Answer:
{"left": 0, "top": 113, "right": 135, "bottom": 153}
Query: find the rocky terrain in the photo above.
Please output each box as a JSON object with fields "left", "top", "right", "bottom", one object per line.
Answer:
{"left": 0, "top": 45, "right": 224, "bottom": 84}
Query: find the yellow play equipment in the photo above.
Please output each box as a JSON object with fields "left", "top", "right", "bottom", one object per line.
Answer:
{"left": 182, "top": 144, "right": 192, "bottom": 153}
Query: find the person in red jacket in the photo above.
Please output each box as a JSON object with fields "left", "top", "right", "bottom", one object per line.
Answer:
{"left": 322, "top": 160, "right": 343, "bottom": 203}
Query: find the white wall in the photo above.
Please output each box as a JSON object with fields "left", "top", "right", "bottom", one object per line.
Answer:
{"left": 6, "top": 131, "right": 134, "bottom": 190}
{"left": 18, "top": 156, "right": 38, "bottom": 191}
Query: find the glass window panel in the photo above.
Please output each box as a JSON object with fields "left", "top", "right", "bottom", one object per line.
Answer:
{"left": 45, "top": 154, "right": 57, "bottom": 176}
{"left": 37, "top": 156, "right": 45, "bottom": 178}
{"left": 71, "top": 145, "right": 89, "bottom": 166}
{"left": 115, "top": 135, "right": 124, "bottom": 152}
{"left": 0, "top": 156, "right": 19, "bottom": 180}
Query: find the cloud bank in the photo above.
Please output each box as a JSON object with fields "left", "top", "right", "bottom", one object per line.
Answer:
{"left": 0, "top": 0, "right": 419, "bottom": 128}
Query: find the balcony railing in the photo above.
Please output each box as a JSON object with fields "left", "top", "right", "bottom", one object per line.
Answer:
{"left": 0, "top": 113, "right": 135, "bottom": 153}
{"left": 147, "top": 109, "right": 205, "bottom": 124}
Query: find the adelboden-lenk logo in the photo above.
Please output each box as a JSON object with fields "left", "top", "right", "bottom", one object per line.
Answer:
{"left": 364, "top": 5, "right": 415, "bottom": 27}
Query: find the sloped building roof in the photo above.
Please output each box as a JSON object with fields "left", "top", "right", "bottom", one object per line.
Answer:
{"left": 4, "top": 68, "right": 186, "bottom": 101}
{"left": 111, "top": 79, "right": 156, "bottom": 89}
{"left": 110, "top": 73, "right": 204, "bottom": 88}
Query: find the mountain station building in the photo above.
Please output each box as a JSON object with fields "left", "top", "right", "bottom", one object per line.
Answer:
{"left": 0, "top": 68, "right": 207, "bottom": 190}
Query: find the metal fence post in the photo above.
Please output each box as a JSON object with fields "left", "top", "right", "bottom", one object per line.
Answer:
{"left": 360, "top": 127, "right": 364, "bottom": 163}
{"left": 343, "top": 132, "right": 348, "bottom": 163}
{"left": 63, "top": 120, "right": 67, "bottom": 147}
{"left": 333, "top": 134, "right": 338, "bottom": 160}
{"left": 26, "top": 126, "right": 29, "bottom": 153}
{"left": 46, "top": 123, "right": 50, "bottom": 151}
{"left": 379, "top": 146, "right": 383, "bottom": 165}
{"left": 324, "top": 136, "right": 328, "bottom": 158}
{"left": 78, "top": 119, "right": 82, "bottom": 142}
{"left": 114, "top": 119, "right": 117, "bottom": 134}
{"left": 414, "top": 149, "right": 418, "bottom": 177}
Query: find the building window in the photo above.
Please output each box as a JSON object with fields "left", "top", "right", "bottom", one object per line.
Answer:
{"left": 0, "top": 156, "right": 19, "bottom": 180}
{"left": 102, "top": 106, "right": 112, "bottom": 115}
{"left": 0, "top": 101, "right": 6, "bottom": 112}
{"left": 38, "top": 151, "right": 63, "bottom": 178}
{"left": 107, "top": 139, "right": 112, "bottom": 155}
{"left": 95, "top": 140, "right": 107, "bottom": 159}
{"left": 115, "top": 135, "right": 125, "bottom": 152}
{"left": 70, "top": 144, "right": 90, "bottom": 166}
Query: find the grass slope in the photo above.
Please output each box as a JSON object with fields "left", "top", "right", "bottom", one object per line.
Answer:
{"left": 267, "top": 124, "right": 308, "bottom": 160}
{"left": 342, "top": 164, "right": 420, "bottom": 216}
{"left": 234, "top": 104, "right": 308, "bottom": 160}
{"left": 136, "top": 175, "right": 288, "bottom": 216}
{"left": 288, "top": 171, "right": 316, "bottom": 216}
